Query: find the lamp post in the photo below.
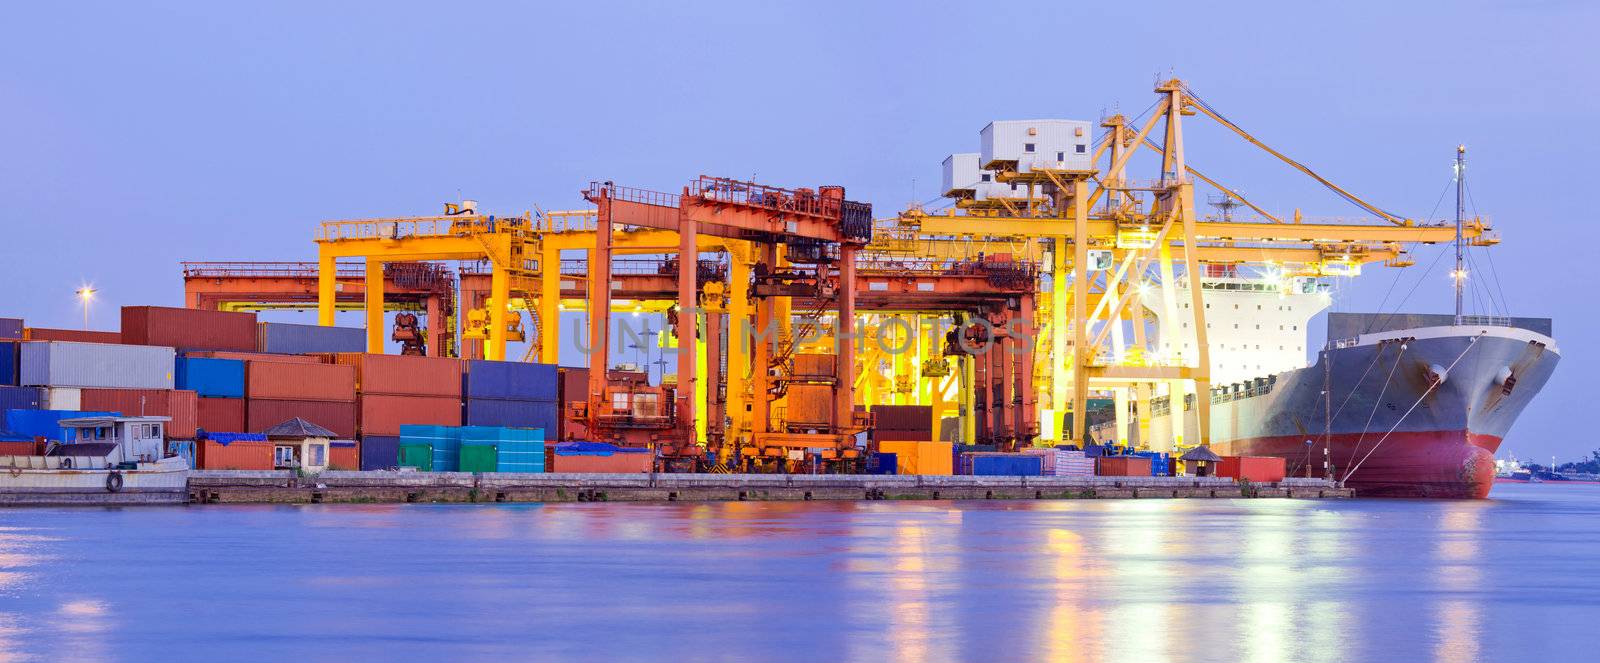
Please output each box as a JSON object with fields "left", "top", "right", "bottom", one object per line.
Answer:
{"left": 76, "top": 287, "right": 96, "bottom": 330}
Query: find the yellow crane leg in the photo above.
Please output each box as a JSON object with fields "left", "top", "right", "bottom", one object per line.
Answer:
{"left": 1051, "top": 237, "right": 1068, "bottom": 440}
{"left": 1070, "top": 180, "right": 1090, "bottom": 445}
{"left": 695, "top": 311, "right": 708, "bottom": 445}
{"left": 365, "top": 257, "right": 385, "bottom": 353}
{"left": 317, "top": 252, "right": 336, "bottom": 327}
{"left": 961, "top": 355, "right": 975, "bottom": 445}
{"left": 726, "top": 246, "right": 751, "bottom": 446}
{"left": 1179, "top": 183, "right": 1212, "bottom": 445}
{"left": 488, "top": 266, "right": 509, "bottom": 361}
{"left": 539, "top": 244, "right": 560, "bottom": 364}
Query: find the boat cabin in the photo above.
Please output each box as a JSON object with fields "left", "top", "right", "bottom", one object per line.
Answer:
{"left": 56, "top": 415, "right": 170, "bottom": 466}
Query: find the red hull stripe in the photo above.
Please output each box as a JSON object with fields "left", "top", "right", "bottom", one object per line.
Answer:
{"left": 1220, "top": 431, "right": 1501, "bottom": 498}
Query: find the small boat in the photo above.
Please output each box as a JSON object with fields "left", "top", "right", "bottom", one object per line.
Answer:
{"left": 0, "top": 415, "right": 189, "bottom": 505}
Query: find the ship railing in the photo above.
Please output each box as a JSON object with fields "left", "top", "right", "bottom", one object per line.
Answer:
{"left": 1460, "top": 315, "right": 1512, "bottom": 327}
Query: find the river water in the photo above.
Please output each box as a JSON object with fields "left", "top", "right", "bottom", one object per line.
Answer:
{"left": 1, "top": 483, "right": 1597, "bottom": 662}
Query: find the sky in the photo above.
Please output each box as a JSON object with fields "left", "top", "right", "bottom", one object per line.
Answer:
{"left": 1, "top": 1, "right": 1591, "bottom": 460}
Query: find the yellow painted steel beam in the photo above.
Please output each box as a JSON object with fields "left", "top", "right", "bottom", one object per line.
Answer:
{"left": 317, "top": 252, "right": 336, "bottom": 326}
{"left": 365, "top": 257, "right": 385, "bottom": 352}
{"left": 538, "top": 244, "right": 560, "bottom": 364}
{"left": 910, "top": 213, "right": 1475, "bottom": 245}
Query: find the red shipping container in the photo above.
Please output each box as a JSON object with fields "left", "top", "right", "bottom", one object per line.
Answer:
{"left": 1217, "top": 456, "right": 1287, "bottom": 483}
{"left": 873, "top": 429, "right": 931, "bottom": 442}
{"left": 78, "top": 388, "right": 199, "bottom": 439}
{"left": 121, "top": 306, "right": 256, "bottom": 351}
{"left": 558, "top": 367, "right": 590, "bottom": 441}
{"left": 246, "top": 361, "right": 356, "bottom": 401}
{"left": 25, "top": 328, "right": 121, "bottom": 344}
{"left": 188, "top": 350, "right": 323, "bottom": 364}
{"left": 0, "top": 440, "right": 40, "bottom": 455}
{"left": 548, "top": 452, "right": 653, "bottom": 473}
{"left": 198, "top": 438, "right": 274, "bottom": 470}
{"left": 334, "top": 353, "right": 462, "bottom": 397}
{"left": 197, "top": 397, "right": 246, "bottom": 433}
{"left": 328, "top": 441, "right": 359, "bottom": 470}
{"left": 247, "top": 399, "right": 357, "bottom": 439}
{"left": 357, "top": 394, "right": 461, "bottom": 436}
{"left": 1096, "top": 456, "right": 1153, "bottom": 477}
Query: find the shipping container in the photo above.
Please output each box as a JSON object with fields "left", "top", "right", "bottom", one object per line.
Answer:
{"left": 1217, "top": 456, "right": 1287, "bottom": 483}
{"left": 867, "top": 452, "right": 898, "bottom": 475}
{"left": 458, "top": 444, "right": 498, "bottom": 473}
{"left": 0, "top": 385, "right": 43, "bottom": 411}
{"left": 24, "top": 328, "right": 121, "bottom": 344}
{"left": 558, "top": 367, "right": 591, "bottom": 441}
{"left": 198, "top": 432, "right": 273, "bottom": 470}
{"left": 548, "top": 442, "right": 653, "bottom": 473}
{"left": 872, "top": 405, "right": 933, "bottom": 432}
{"left": 877, "top": 440, "right": 953, "bottom": 475}
{"left": 121, "top": 306, "right": 256, "bottom": 352}
{"left": 4, "top": 410, "right": 121, "bottom": 442}
{"left": 1096, "top": 456, "right": 1153, "bottom": 477}
{"left": 246, "top": 399, "right": 357, "bottom": 439}
{"left": 0, "top": 440, "right": 39, "bottom": 455}
{"left": 460, "top": 426, "right": 545, "bottom": 473}
{"left": 0, "top": 318, "right": 22, "bottom": 340}
{"left": 970, "top": 453, "right": 1044, "bottom": 476}
{"left": 78, "top": 389, "right": 199, "bottom": 439}
{"left": 256, "top": 322, "right": 365, "bottom": 354}
{"left": 463, "top": 398, "right": 557, "bottom": 434}
{"left": 42, "top": 387, "right": 80, "bottom": 410}
{"left": 175, "top": 357, "right": 245, "bottom": 398}
{"left": 188, "top": 350, "right": 323, "bottom": 364}
{"left": 328, "top": 440, "right": 359, "bottom": 470}
{"left": 463, "top": 360, "right": 559, "bottom": 401}
{"left": 20, "top": 341, "right": 175, "bottom": 389}
{"left": 334, "top": 353, "right": 462, "bottom": 397}
{"left": 361, "top": 435, "right": 400, "bottom": 470}
{"left": 401, "top": 424, "right": 459, "bottom": 472}
{"left": 398, "top": 442, "right": 433, "bottom": 471}
{"left": 360, "top": 394, "right": 461, "bottom": 437}
{"left": 246, "top": 361, "right": 356, "bottom": 402}
{"left": 197, "top": 397, "right": 245, "bottom": 433}
{"left": 0, "top": 340, "right": 16, "bottom": 384}
{"left": 1133, "top": 451, "right": 1171, "bottom": 477}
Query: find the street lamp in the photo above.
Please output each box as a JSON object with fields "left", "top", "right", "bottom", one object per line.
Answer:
{"left": 76, "top": 286, "right": 96, "bottom": 330}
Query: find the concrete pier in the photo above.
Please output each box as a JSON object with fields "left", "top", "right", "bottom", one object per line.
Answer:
{"left": 187, "top": 471, "right": 1352, "bottom": 504}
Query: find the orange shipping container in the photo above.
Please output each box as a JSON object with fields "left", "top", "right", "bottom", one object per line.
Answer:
{"left": 121, "top": 306, "right": 256, "bottom": 351}
{"left": 246, "top": 361, "right": 356, "bottom": 401}
{"left": 334, "top": 353, "right": 462, "bottom": 397}
{"left": 1217, "top": 456, "right": 1286, "bottom": 483}
{"left": 1096, "top": 456, "right": 1153, "bottom": 477}
{"left": 328, "top": 442, "right": 359, "bottom": 470}
{"left": 198, "top": 438, "right": 274, "bottom": 470}
{"left": 358, "top": 394, "right": 461, "bottom": 437}
{"left": 548, "top": 452, "right": 653, "bottom": 473}
{"left": 0, "top": 441, "right": 40, "bottom": 455}
{"left": 876, "top": 440, "right": 953, "bottom": 475}
{"left": 197, "top": 397, "right": 245, "bottom": 433}
{"left": 246, "top": 399, "right": 357, "bottom": 439}
{"left": 25, "top": 328, "right": 121, "bottom": 344}
{"left": 78, "top": 388, "right": 199, "bottom": 439}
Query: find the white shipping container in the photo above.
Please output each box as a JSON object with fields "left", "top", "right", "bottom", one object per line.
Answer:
{"left": 19, "top": 341, "right": 175, "bottom": 389}
{"left": 980, "top": 119, "right": 1094, "bottom": 173}
{"left": 44, "top": 387, "right": 81, "bottom": 410}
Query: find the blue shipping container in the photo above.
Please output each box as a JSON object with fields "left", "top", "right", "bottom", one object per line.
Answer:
{"left": 971, "top": 455, "right": 1044, "bottom": 476}
{"left": 361, "top": 435, "right": 400, "bottom": 471}
{"left": 0, "top": 318, "right": 21, "bottom": 340}
{"left": 257, "top": 322, "right": 365, "bottom": 354}
{"left": 460, "top": 426, "right": 545, "bottom": 473}
{"left": 4, "top": 409, "right": 121, "bottom": 442}
{"left": 463, "top": 398, "right": 557, "bottom": 435}
{"left": 0, "top": 341, "right": 17, "bottom": 385}
{"left": 0, "top": 386, "right": 41, "bottom": 411}
{"left": 463, "top": 360, "right": 559, "bottom": 401}
{"left": 401, "top": 424, "right": 461, "bottom": 472}
{"left": 175, "top": 357, "right": 246, "bottom": 398}
{"left": 868, "top": 452, "right": 898, "bottom": 475}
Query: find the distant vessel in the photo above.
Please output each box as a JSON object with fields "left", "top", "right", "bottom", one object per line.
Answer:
{"left": 0, "top": 415, "right": 189, "bottom": 505}
{"left": 1144, "top": 147, "right": 1559, "bottom": 498}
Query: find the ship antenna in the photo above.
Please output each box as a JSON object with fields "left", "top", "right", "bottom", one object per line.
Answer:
{"left": 1453, "top": 145, "right": 1466, "bottom": 325}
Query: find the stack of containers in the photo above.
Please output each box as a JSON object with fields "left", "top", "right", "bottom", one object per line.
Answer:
{"left": 78, "top": 389, "right": 199, "bottom": 439}
{"left": 0, "top": 332, "right": 42, "bottom": 411}
{"left": 557, "top": 367, "right": 590, "bottom": 441}
{"left": 335, "top": 354, "right": 462, "bottom": 438}
{"left": 120, "top": 306, "right": 256, "bottom": 352}
{"left": 245, "top": 359, "right": 358, "bottom": 439}
{"left": 197, "top": 432, "right": 273, "bottom": 470}
{"left": 19, "top": 341, "right": 175, "bottom": 414}
{"left": 5, "top": 409, "right": 120, "bottom": 444}
{"left": 458, "top": 430, "right": 498, "bottom": 473}
{"left": 176, "top": 356, "right": 247, "bottom": 433}
{"left": 463, "top": 360, "right": 559, "bottom": 435}
{"left": 459, "top": 426, "right": 546, "bottom": 473}
{"left": 400, "top": 424, "right": 460, "bottom": 472}
{"left": 256, "top": 322, "right": 364, "bottom": 354}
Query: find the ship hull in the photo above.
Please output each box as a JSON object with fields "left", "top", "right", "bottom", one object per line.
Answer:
{"left": 1151, "top": 324, "right": 1558, "bottom": 499}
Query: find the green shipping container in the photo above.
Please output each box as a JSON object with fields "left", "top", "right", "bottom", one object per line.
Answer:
{"left": 399, "top": 443, "right": 433, "bottom": 471}
{"left": 459, "top": 444, "right": 498, "bottom": 473}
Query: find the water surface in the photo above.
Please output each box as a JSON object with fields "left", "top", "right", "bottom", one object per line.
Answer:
{"left": 2, "top": 483, "right": 1597, "bottom": 661}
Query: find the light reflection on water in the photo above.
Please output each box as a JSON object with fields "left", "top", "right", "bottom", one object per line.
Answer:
{"left": 0, "top": 484, "right": 1596, "bottom": 660}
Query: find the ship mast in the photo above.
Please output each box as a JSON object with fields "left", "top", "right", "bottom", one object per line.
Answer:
{"left": 1453, "top": 145, "right": 1466, "bottom": 325}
